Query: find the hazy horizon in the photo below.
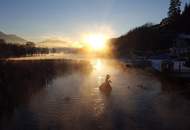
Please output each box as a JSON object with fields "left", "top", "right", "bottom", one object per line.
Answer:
{"left": 0, "top": 0, "right": 189, "bottom": 45}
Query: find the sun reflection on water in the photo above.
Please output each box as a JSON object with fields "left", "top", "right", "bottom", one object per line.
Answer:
{"left": 91, "top": 59, "right": 105, "bottom": 86}
{"left": 92, "top": 59, "right": 102, "bottom": 71}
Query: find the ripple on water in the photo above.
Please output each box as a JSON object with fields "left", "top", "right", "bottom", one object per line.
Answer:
{"left": 1, "top": 58, "right": 190, "bottom": 130}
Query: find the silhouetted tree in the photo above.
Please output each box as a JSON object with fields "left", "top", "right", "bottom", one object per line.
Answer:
{"left": 168, "top": 0, "right": 181, "bottom": 19}
{"left": 26, "top": 42, "right": 35, "bottom": 48}
{"left": 0, "top": 39, "right": 6, "bottom": 45}
{"left": 177, "top": 2, "right": 190, "bottom": 33}
{"left": 0, "top": 40, "right": 50, "bottom": 58}
{"left": 182, "top": 3, "right": 190, "bottom": 17}
{"left": 160, "top": 0, "right": 181, "bottom": 28}
{"left": 111, "top": 0, "right": 190, "bottom": 57}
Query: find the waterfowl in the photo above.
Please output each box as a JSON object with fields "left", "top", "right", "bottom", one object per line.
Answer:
{"left": 99, "top": 74, "right": 112, "bottom": 92}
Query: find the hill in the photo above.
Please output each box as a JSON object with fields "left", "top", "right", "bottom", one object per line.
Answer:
{"left": 111, "top": 2, "right": 190, "bottom": 57}
{"left": 38, "top": 39, "right": 71, "bottom": 48}
{"left": 0, "top": 31, "right": 27, "bottom": 44}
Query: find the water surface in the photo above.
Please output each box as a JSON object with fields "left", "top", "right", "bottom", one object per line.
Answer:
{"left": 1, "top": 57, "right": 190, "bottom": 130}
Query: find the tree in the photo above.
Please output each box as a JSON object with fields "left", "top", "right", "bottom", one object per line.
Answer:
{"left": 168, "top": 0, "right": 181, "bottom": 19}
{"left": 26, "top": 42, "right": 35, "bottom": 48}
{"left": 182, "top": 3, "right": 190, "bottom": 16}
{"left": 0, "top": 39, "right": 6, "bottom": 45}
{"left": 179, "top": 3, "right": 190, "bottom": 33}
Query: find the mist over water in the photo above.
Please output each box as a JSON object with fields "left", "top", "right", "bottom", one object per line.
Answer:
{"left": 1, "top": 55, "right": 190, "bottom": 130}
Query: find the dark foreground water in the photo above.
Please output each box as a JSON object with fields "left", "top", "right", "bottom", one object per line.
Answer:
{"left": 1, "top": 58, "right": 190, "bottom": 130}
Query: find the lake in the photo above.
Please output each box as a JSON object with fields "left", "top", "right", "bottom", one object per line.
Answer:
{"left": 0, "top": 55, "right": 190, "bottom": 130}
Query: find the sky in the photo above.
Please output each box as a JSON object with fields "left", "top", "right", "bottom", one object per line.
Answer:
{"left": 0, "top": 0, "right": 189, "bottom": 42}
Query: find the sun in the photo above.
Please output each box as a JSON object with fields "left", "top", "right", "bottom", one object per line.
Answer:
{"left": 84, "top": 33, "right": 108, "bottom": 51}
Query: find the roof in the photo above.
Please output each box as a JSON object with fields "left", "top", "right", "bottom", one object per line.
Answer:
{"left": 179, "top": 34, "right": 190, "bottom": 40}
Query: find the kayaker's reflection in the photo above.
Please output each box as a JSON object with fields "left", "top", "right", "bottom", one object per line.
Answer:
{"left": 99, "top": 74, "right": 112, "bottom": 94}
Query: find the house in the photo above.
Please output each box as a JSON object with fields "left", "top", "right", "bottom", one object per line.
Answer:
{"left": 170, "top": 34, "right": 190, "bottom": 57}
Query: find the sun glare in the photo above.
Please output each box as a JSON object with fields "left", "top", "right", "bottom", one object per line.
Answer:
{"left": 84, "top": 34, "right": 108, "bottom": 51}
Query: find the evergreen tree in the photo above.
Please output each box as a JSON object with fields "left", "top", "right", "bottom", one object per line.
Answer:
{"left": 168, "top": 0, "right": 181, "bottom": 18}
{"left": 180, "top": 3, "right": 190, "bottom": 33}
{"left": 182, "top": 3, "right": 190, "bottom": 16}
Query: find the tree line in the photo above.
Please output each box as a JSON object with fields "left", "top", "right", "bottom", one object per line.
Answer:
{"left": 0, "top": 39, "right": 49, "bottom": 58}
{"left": 111, "top": 0, "right": 190, "bottom": 57}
